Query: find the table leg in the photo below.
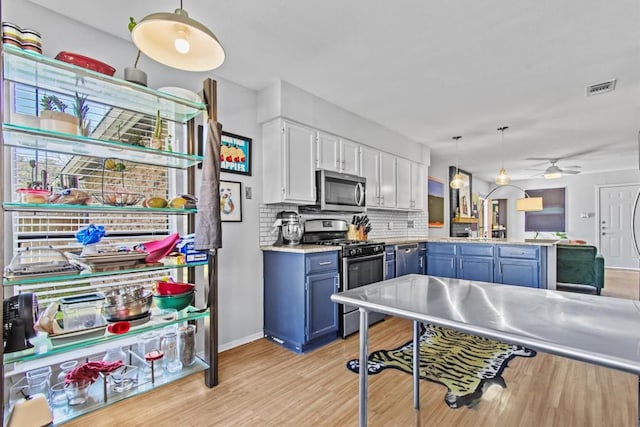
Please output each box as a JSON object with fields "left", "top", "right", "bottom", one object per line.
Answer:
{"left": 413, "top": 320, "right": 420, "bottom": 409}
{"left": 359, "top": 308, "right": 369, "bottom": 427}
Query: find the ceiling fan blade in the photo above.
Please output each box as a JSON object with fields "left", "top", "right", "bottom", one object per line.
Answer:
{"left": 561, "top": 169, "right": 581, "bottom": 174}
{"left": 526, "top": 157, "right": 559, "bottom": 161}
{"left": 559, "top": 164, "right": 581, "bottom": 169}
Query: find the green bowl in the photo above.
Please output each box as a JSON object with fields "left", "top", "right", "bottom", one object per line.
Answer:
{"left": 153, "top": 291, "right": 194, "bottom": 311}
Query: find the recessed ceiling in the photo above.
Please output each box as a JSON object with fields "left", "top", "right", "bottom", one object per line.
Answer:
{"left": 27, "top": 0, "right": 640, "bottom": 181}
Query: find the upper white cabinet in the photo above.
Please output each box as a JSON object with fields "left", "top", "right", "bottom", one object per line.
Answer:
{"left": 316, "top": 131, "right": 360, "bottom": 176}
{"left": 379, "top": 152, "right": 397, "bottom": 208}
{"left": 360, "top": 146, "right": 381, "bottom": 207}
{"left": 397, "top": 158, "right": 425, "bottom": 210}
{"left": 263, "top": 119, "right": 316, "bottom": 204}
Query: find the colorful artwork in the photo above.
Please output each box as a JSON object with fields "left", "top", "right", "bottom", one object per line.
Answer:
{"left": 428, "top": 176, "right": 445, "bottom": 227}
{"left": 458, "top": 170, "right": 472, "bottom": 218}
{"left": 220, "top": 131, "right": 252, "bottom": 176}
{"left": 220, "top": 180, "right": 242, "bottom": 222}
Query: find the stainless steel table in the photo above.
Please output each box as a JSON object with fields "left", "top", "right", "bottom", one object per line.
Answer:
{"left": 331, "top": 274, "right": 640, "bottom": 426}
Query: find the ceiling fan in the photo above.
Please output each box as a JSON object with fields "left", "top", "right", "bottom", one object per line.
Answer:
{"left": 527, "top": 159, "right": 582, "bottom": 179}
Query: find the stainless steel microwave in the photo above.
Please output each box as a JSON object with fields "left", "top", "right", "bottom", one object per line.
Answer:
{"left": 311, "top": 169, "right": 366, "bottom": 212}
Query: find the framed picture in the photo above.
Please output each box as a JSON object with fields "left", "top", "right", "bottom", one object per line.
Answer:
{"left": 524, "top": 187, "right": 566, "bottom": 232}
{"left": 428, "top": 176, "right": 445, "bottom": 227}
{"left": 221, "top": 131, "right": 252, "bottom": 176}
{"left": 220, "top": 180, "right": 242, "bottom": 222}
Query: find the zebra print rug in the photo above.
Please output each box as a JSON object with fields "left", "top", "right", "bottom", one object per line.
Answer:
{"left": 346, "top": 323, "right": 536, "bottom": 408}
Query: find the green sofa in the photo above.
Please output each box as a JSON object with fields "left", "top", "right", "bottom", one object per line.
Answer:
{"left": 556, "top": 244, "right": 605, "bottom": 295}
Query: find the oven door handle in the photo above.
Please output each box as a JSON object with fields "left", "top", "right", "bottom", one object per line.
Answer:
{"left": 344, "top": 253, "right": 384, "bottom": 262}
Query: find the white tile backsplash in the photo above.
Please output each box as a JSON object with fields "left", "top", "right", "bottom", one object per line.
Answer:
{"left": 259, "top": 204, "right": 428, "bottom": 245}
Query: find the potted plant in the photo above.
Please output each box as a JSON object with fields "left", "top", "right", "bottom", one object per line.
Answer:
{"left": 73, "top": 92, "right": 91, "bottom": 136}
{"left": 39, "top": 95, "right": 78, "bottom": 134}
{"left": 149, "top": 110, "right": 164, "bottom": 149}
{"left": 124, "top": 17, "right": 147, "bottom": 86}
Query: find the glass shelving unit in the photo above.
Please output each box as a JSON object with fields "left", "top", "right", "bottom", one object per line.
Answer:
{"left": 3, "top": 201, "right": 197, "bottom": 215}
{"left": 2, "top": 45, "right": 206, "bottom": 123}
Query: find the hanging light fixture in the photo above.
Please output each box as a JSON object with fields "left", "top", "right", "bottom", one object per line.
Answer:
{"left": 132, "top": 1, "right": 225, "bottom": 72}
{"left": 450, "top": 136, "right": 464, "bottom": 189}
{"left": 495, "top": 126, "right": 511, "bottom": 185}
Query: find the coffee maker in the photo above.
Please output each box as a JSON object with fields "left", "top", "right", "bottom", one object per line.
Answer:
{"left": 272, "top": 211, "right": 304, "bottom": 246}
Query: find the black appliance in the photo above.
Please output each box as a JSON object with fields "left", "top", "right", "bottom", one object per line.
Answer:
{"left": 300, "top": 170, "right": 366, "bottom": 213}
{"left": 3, "top": 292, "right": 39, "bottom": 353}
{"left": 303, "top": 219, "right": 385, "bottom": 338}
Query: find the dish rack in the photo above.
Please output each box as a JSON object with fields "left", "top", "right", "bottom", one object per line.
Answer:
{"left": 93, "top": 158, "right": 144, "bottom": 207}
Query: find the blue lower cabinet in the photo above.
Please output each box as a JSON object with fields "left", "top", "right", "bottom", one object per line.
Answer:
{"left": 384, "top": 245, "right": 396, "bottom": 280}
{"left": 458, "top": 256, "right": 494, "bottom": 283}
{"left": 264, "top": 251, "right": 339, "bottom": 353}
{"left": 427, "top": 254, "right": 457, "bottom": 278}
{"left": 496, "top": 259, "right": 540, "bottom": 288}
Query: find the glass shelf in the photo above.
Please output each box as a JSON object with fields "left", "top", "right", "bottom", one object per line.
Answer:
{"left": 3, "top": 309, "right": 210, "bottom": 364}
{"left": 2, "top": 44, "right": 206, "bottom": 123}
{"left": 3, "top": 202, "right": 197, "bottom": 215}
{"left": 2, "top": 123, "right": 203, "bottom": 169}
{"left": 30, "top": 357, "right": 208, "bottom": 426}
{"left": 2, "top": 261, "right": 207, "bottom": 286}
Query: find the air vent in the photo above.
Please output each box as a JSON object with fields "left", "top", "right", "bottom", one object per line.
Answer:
{"left": 586, "top": 79, "right": 616, "bottom": 96}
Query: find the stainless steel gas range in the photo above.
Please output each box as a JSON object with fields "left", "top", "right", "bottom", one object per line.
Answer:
{"left": 303, "top": 219, "right": 385, "bottom": 338}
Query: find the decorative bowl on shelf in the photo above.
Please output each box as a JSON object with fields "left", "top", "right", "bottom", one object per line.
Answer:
{"left": 154, "top": 281, "right": 196, "bottom": 296}
{"left": 153, "top": 290, "right": 194, "bottom": 311}
{"left": 54, "top": 51, "right": 116, "bottom": 76}
{"left": 17, "top": 188, "right": 50, "bottom": 204}
{"left": 93, "top": 191, "right": 144, "bottom": 207}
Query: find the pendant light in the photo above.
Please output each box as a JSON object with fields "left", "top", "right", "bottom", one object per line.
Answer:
{"left": 495, "top": 126, "right": 511, "bottom": 185}
{"left": 132, "top": 1, "right": 225, "bottom": 72}
{"left": 450, "top": 136, "right": 464, "bottom": 189}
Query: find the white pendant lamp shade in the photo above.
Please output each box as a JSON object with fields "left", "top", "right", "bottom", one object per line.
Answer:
{"left": 132, "top": 8, "right": 225, "bottom": 72}
{"left": 495, "top": 126, "right": 510, "bottom": 185}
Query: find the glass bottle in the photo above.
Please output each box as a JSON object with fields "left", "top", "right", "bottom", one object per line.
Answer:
{"left": 179, "top": 324, "right": 196, "bottom": 367}
{"left": 161, "top": 330, "right": 183, "bottom": 373}
{"left": 102, "top": 345, "right": 128, "bottom": 366}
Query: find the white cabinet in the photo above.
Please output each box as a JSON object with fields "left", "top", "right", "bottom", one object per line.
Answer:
{"left": 263, "top": 119, "right": 316, "bottom": 204}
{"left": 379, "top": 152, "right": 397, "bottom": 208}
{"left": 316, "top": 131, "right": 360, "bottom": 176}
{"left": 411, "top": 162, "right": 426, "bottom": 210}
{"left": 360, "top": 146, "right": 381, "bottom": 207}
{"left": 396, "top": 159, "right": 425, "bottom": 210}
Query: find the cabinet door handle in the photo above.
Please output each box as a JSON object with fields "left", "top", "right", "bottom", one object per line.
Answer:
{"left": 418, "top": 257, "right": 423, "bottom": 268}
{"left": 450, "top": 259, "right": 454, "bottom": 270}
{"left": 335, "top": 160, "right": 340, "bottom": 169}
{"left": 499, "top": 262, "right": 503, "bottom": 274}
{"left": 318, "top": 261, "right": 332, "bottom": 266}
{"left": 459, "top": 258, "right": 463, "bottom": 270}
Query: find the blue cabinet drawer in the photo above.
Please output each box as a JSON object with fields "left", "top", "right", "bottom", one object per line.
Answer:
{"left": 497, "top": 245, "right": 539, "bottom": 260}
{"left": 306, "top": 252, "right": 339, "bottom": 274}
{"left": 459, "top": 244, "right": 493, "bottom": 257}
{"left": 427, "top": 243, "right": 456, "bottom": 255}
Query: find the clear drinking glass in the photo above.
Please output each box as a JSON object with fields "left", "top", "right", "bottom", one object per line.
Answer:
{"left": 57, "top": 360, "right": 78, "bottom": 383}
{"left": 26, "top": 366, "right": 52, "bottom": 397}
{"left": 137, "top": 331, "right": 162, "bottom": 379}
{"left": 64, "top": 379, "right": 91, "bottom": 406}
{"left": 161, "top": 330, "right": 183, "bottom": 373}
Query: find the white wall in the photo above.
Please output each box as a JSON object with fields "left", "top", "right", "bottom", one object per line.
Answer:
{"left": 5, "top": 2, "right": 264, "bottom": 349}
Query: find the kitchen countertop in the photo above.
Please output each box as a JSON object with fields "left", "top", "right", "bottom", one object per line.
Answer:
{"left": 260, "top": 244, "right": 341, "bottom": 253}
{"left": 261, "top": 237, "right": 558, "bottom": 253}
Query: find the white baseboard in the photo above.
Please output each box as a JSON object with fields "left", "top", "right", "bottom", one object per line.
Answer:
{"left": 219, "top": 332, "right": 265, "bottom": 353}
{"left": 605, "top": 266, "right": 640, "bottom": 272}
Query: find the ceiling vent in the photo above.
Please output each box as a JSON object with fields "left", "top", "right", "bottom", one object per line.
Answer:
{"left": 586, "top": 79, "right": 616, "bottom": 96}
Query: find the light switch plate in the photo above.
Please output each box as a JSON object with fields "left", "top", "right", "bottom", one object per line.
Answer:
{"left": 245, "top": 186, "right": 252, "bottom": 199}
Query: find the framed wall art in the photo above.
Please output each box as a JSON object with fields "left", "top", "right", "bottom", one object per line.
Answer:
{"left": 428, "top": 176, "right": 445, "bottom": 227}
{"left": 220, "top": 180, "right": 243, "bottom": 222}
{"left": 220, "top": 131, "right": 252, "bottom": 176}
{"left": 524, "top": 187, "right": 566, "bottom": 232}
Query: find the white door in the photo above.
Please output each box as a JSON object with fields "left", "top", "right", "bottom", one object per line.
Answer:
{"left": 411, "top": 162, "right": 426, "bottom": 210}
{"left": 598, "top": 184, "right": 640, "bottom": 269}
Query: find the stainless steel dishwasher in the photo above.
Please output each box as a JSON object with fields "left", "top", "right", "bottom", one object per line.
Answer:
{"left": 395, "top": 243, "right": 420, "bottom": 276}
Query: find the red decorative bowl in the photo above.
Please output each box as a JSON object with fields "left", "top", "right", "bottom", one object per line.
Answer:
{"left": 154, "top": 281, "right": 196, "bottom": 296}
{"left": 54, "top": 51, "right": 116, "bottom": 76}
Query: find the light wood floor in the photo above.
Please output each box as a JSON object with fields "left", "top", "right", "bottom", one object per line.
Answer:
{"left": 66, "top": 270, "right": 639, "bottom": 427}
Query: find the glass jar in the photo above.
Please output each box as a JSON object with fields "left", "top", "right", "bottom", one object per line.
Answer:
{"left": 137, "top": 331, "right": 162, "bottom": 380}
{"left": 64, "top": 379, "right": 91, "bottom": 406}
{"left": 179, "top": 324, "right": 196, "bottom": 367}
{"left": 161, "top": 330, "right": 182, "bottom": 373}
{"left": 103, "top": 346, "right": 127, "bottom": 366}
{"left": 57, "top": 360, "right": 78, "bottom": 383}
{"left": 26, "top": 366, "right": 51, "bottom": 397}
